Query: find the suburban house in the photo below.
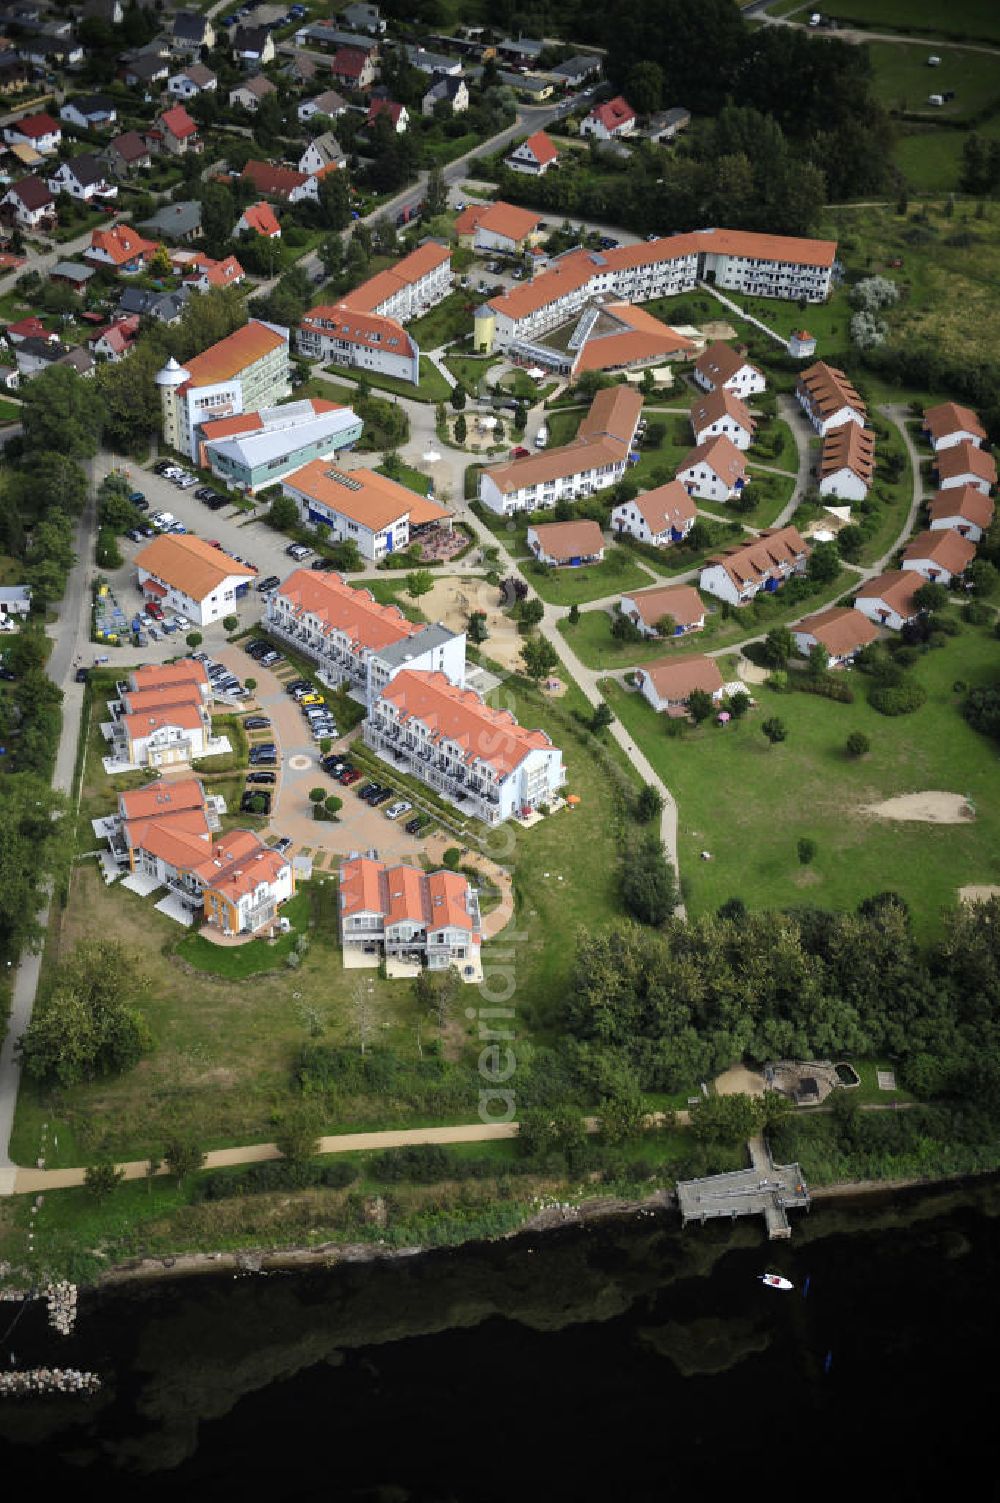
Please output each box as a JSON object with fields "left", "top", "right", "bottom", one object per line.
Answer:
{"left": 935, "top": 440, "right": 997, "bottom": 495}
{"left": 229, "top": 73, "right": 278, "bottom": 111}
{"left": 232, "top": 25, "right": 276, "bottom": 67}
{"left": 235, "top": 200, "right": 282, "bottom": 239}
{"left": 50, "top": 262, "right": 97, "bottom": 292}
{"left": 792, "top": 606, "right": 877, "bottom": 667}
{"left": 367, "top": 98, "right": 409, "bottom": 132}
{"left": 14, "top": 336, "right": 93, "bottom": 380}
{"left": 85, "top": 223, "right": 158, "bottom": 274}
{"left": 59, "top": 95, "right": 117, "bottom": 130}
{"left": 505, "top": 129, "right": 558, "bottom": 175}
{"left": 281, "top": 461, "right": 452, "bottom": 562}
{"left": 635, "top": 655, "right": 724, "bottom": 717}
{"left": 699, "top": 526, "right": 810, "bottom": 606}
{"left": 364, "top": 669, "right": 565, "bottom": 826}
{"left": 644, "top": 107, "right": 691, "bottom": 142}
{"left": 818, "top": 422, "right": 876, "bottom": 501}
{"left": 580, "top": 95, "right": 636, "bottom": 139}
{"left": 692, "top": 341, "right": 766, "bottom": 401}
{"left": 0, "top": 583, "right": 30, "bottom": 628}
{"left": 105, "top": 130, "right": 152, "bottom": 176}
{"left": 455, "top": 200, "right": 543, "bottom": 256}
{"left": 796, "top": 361, "right": 867, "bottom": 436}
{"left": 676, "top": 435, "right": 748, "bottom": 503}
{"left": 3, "top": 316, "right": 51, "bottom": 345}
{"left": 199, "top": 398, "right": 363, "bottom": 493}
{"left": 526, "top": 519, "right": 605, "bottom": 568}
{"left": 339, "top": 857, "right": 481, "bottom": 974}
{"left": 155, "top": 104, "right": 201, "bottom": 155}
{"left": 619, "top": 583, "right": 705, "bottom": 637}
{"left": 422, "top": 73, "right": 469, "bottom": 115}
{"left": 265, "top": 570, "right": 465, "bottom": 706}
{"left": 926, "top": 484, "right": 994, "bottom": 542}
{"left": 479, "top": 386, "right": 642, "bottom": 516}
{"left": 343, "top": 2, "right": 385, "bottom": 32}
{"left": 901, "top": 527, "right": 976, "bottom": 584}
{"left": 48, "top": 153, "right": 116, "bottom": 203}
{"left": 179, "top": 252, "right": 246, "bottom": 293}
{"left": 477, "top": 230, "right": 836, "bottom": 356}
{"left": 297, "top": 88, "right": 349, "bottom": 122}
{"left": 134, "top": 534, "right": 256, "bottom": 626}
{"left": 332, "top": 45, "right": 376, "bottom": 88}
{"left": 105, "top": 663, "right": 215, "bottom": 771}
{"left": 168, "top": 62, "right": 218, "bottom": 98}
{"left": 405, "top": 44, "right": 461, "bottom": 75}
{"left": 298, "top": 131, "right": 346, "bottom": 175}
{"left": 156, "top": 319, "right": 291, "bottom": 460}
{"left": 922, "top": 401, "right": 986, "bottom": 452}
{"left": 550, "top": 54, "right": 601, "bottom": 87}
{"left": 117, "top": 285, "right": 190, "bottom": 323}
{"left": 241, "top": 160, "right": 319, "bottom": 204}
{"left": 170, "top": 11, "right": 215, "bottom": 55}
{"left": 690, "top": 387, "right": 755, "bottom": 450}
{"left": 611, "top": 480, "right": 697, "bottom": 548}
{"left": 122, "top": 53, "right": 170, "bottom": 90}
{"left": 3, "top": 111, "right": 61, "bottom": 154}
{"left": 139, "top": 199, "right": 202, "bottom": 243}
{"left": 89, "top": 314, "right": 140, "bottom": 361}
{"left": 0, "top": 176, "right": 56, "bottom": 229}
{"left": 855, "top": 570, "right": 923, "bottom": 632}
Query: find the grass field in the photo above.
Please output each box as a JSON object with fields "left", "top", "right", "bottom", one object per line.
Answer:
{"left": 407, "top": 289, "right": 476, "bottom": 350}
{"left": 0, "top": 397, "right": 21, "bottom": 423}
{"left": 523, "top": 547, "right": 655, "bottom": 607}
{"left": 822, "top": 0, "right": 1000, "bottom": 44}
{"left": 602, "top": 616, "right": 1000, "bottom": 931}
{"left": 330, "top": 356, "right": 452, "bottom": 404}
{"left": 866, "top": 40, "right": 1000, "bottom": 119}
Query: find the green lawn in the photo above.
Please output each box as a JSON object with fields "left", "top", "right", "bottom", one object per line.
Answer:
{"left": 407, "top": 288, "right": 476, "bottom": 350}
{"left": 524, "top": 547, "right": 656, "bottom": 607}
{"left": 741, "top": 469, "right": 797, "bottom": 529}
{"left": 444, "top": 353, "right": 502, "bottom": 395}
{"left": 867, "top": 40, "right": 1000, "bottom": 120}
{"left": 351, "top": 576, "right": 429, "bottom": 623}
{"left": 329, "top": 355, "right": 452, "bottom": 403}
{"left": 601, "top": 618, "right": 1000, "bottom": 932}
{"left": 175, "top": 893, "right": 310, "bottom": 978}
{"left": 377, "top": 459, "right": 432, "bottom": 495}
{"left": 0, "top": 397, "right": 21, "bottom": 423}
{"left": 822, "top": 0, "right": 1000, "bottom": 44}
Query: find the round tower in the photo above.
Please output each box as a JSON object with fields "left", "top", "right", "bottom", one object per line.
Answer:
{"left": 155, "top": 355, "right": 190, "bottom": 454}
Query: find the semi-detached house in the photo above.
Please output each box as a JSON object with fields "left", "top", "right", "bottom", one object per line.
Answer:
{"left": 901, "top": 527, "right": 976, "bottom": 584}
{"left": 922, "top": 401, "right": 986, "bottom": 453}
{"left": 700, "top": 525, "right": 810, "bottom": 607}
{"left": 620, "top": 583, "right": 705, "bottom": 637}
{"left": 364, "top": 668, "right": 565, "bottom": 826}
{"left": 690, "top": 386, "right": 755, "bottom": 450}
{"left": 926, "top": 485, "right": 994, "bottom": 543}
{"left": 676, "top": 434, "right": 748, "bottom": 503}
{"left": 935, "top": 440, "right": 997, "bottom": 495}
{"left": 636, "top": 654, "right": 724, "bottom": 716}
{"left": 855, "top": 570, "right": 922, "bottom": 632}
{"left": 818, "top": 421, "right": 876, "bottom": 501}
{"left": 339, "top": 857, "right": 481, "bottom": 974}
{"left": 265, "top": 569, "right": 465, "bottom": 706}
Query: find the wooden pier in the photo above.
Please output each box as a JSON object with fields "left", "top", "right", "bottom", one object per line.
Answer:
{"left": 676, "top": 1136, "right": 809, "bottom": 1240}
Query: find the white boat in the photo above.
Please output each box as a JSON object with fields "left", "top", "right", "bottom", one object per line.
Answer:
{"left": 759, "top": 1273, "right": 794, "bottom": 1291}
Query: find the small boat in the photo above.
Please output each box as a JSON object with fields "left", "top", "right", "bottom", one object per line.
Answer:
{"left": 759, "top": 1273, "right": 794, "bottom": 1291}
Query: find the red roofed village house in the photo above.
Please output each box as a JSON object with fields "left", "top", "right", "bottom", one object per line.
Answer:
{"left": 3, "top": 111, "right": 61, "bottom": 154}
{"left": 620, "top": 583, "right": 705, "bottom": 637}
{"left": 367, "top": 98, "right": 408, "bottom": 132}
{"left": 332, "top": 45, "right": 376, "bottom": 89}
{"left": 792, "top": 607, "right": 877, "bottom": 668}
{"left": 693, "top": 341, "right": 766, "bottom": 401}
{"left": 612, "top": 481, "right": 697, "bottom": 547}
{"left": 364, "top": 669, "right": 565, "bottom": 824}
{"left": 526, "top": 519, "right": 605, "bottom": 567}
{"left": 154, "top": 104, "right": 201, "bottom": 155}
{"left": 922, "top": 401, "right": 986, "bottom": 453}
{"left": 0, "top": 176, "right": 56, "bottom": 229}
{"left": 505, "top": 129, "right": 558, "bottom": 175}
{"left": 235, "top": 200, "right": 282, "bottom": 238}
{"left": 636, "top": 655, "right": 724, "bottom": 716}
{"left": 855, "top": 570, "right": 923, "bottom": 632}
{"left": 700, "top": 526, "right": 810, "bottom": 606}
{"left": 901, "top": 528, "right": 976, "bottom": 585}
{"left": 926, "top": 485, "right": 994, "bottom": 543}
{"left": 676, "top": 435, "right": 748, "bottom": 503}
{"left": 580, "top": 96, "right": 636, "bottom": 140}
{"left": 339, "top": 857, "right": 481, "bottom": 974}
{"left": 85, "top": 223, "right": 159, "bottom": 274}
{"left": 690, "top": 387, "right": 756, "bottom": 450}
{"left": 935, "top": 440, "right": 997, "bottom": 495}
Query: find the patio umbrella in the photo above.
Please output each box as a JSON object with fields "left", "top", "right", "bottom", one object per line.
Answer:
{"left": 566, "top": 794, "right": 581, "bottom": 805}
{"left": 423, "top": 447, "right": 441, "bottom": 465}
{"left": 717, "top": 711, "right": 731, "bottom": 724}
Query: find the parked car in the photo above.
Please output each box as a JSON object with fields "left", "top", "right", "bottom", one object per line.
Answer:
{"left": 146, "top": 602, "right": 163, "bottom": 620}
{"left": 74, "top": 666, "right": 89, "bottom": 684}
{"left": 341, "top": 768, "right": 362, "bottom": 786}
{"left": 256, "top": 575, "right": 280, "bottom": 593}
{"left": 246, "top": 771, "right": 276, "bottom": 785}
{"left": 274, "top": 836, "right": 293, "bottom": 855}
{"left": 299, "top": 692, "right": 324, "bottom": 707}
{"left": 404, "top": 816, "right": 423, "bottom": 835}
{"left": 371, "top": 788, "right": 393, "bottom": 807}
{"left": 311, "top": 557, "right": 337, "bottom": 570}
{"left": 126, "top": 528, "right": 143, "bottom": 542}
{"left": 160, "top": 621, "right": 178, "bottom": 634}
{"left": 385, "top": 800, "right": 412, "bottom": 820}
{"left": 259, "top": 651, "right": 281, "bottom": 667}
{"left": 244, "top": 716, "right": 271, "bottom": 730}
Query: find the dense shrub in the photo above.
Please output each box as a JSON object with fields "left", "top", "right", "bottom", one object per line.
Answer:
{"left": 788, "top": 675, "right": 854, "bottom": 703}
{"left": 868, "top": 682, "right": 928, "bottom": 716}
{"left": 194, "top": 1158, "right": 359, "bottom": 1201}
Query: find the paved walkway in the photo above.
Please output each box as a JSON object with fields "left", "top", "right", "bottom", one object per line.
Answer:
{"left": 748, "top": 0, "right": 1000, "bottom": 57}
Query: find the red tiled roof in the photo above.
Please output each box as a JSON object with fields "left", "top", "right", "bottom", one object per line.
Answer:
{"left": 691, "top": 385, "right": 755, "bottom": 437}
{"left": 241, "top": 159, "right": 309, "bottom": 199}
{"left": 795, "top": 606, "right": 877, "bottom": 655}
{"left": 693, "top": 341, "right": 761, "bottom": 389}
{"left": 587, "top": 95, "right": 635, "bottom": 131}
{"left": 380, "top": 669, "right": 553, "bottom": 777}
{"left": 621, "top": 481, "right": 697, "bottom": 537}
{"left": 9, "top": 111, "right": 59, "bottom": 140}
{"left": 182, "top": 319, "right": 287, "bottom": 389}
{"left": 528, "top": 519, "right": 605, "bottom": 562}
{"left": 856, "top": 569, "right": 922, "bottom": 617}
{"left": 677, "top": 434, "right": 748, "bottom": 484}
{"left": 300, "top": 302, "right": 415, "bottom": 359}
{"left": 367, "top": 98, "right": 404, "bottom": 126}
{"left": 455, "top": 199, "right": 541, "bottom": 244}
{"left": 936, "top": 441, "right": 997, "bottom": 487}
{"left": 902, "top": 527, "right": 976, "bottom": 575}
{"left": 518, "top": 129, "right": 557, "bottom": 166}
{"left": 797, "top": 361, "right": 866, "bottom": 420}
{"left": 622, "top": 582, "right": 704, "bottom": 629}
{"left": 88, "top": 222, "right": 157, "bottom": 266}
{"left": 923, "top": 401, "right": 986, "bottom": 444}
{"left": 638, "top": 654, "right": 722, "bottom": 701}
{"left": 820, "top": 422, "right": 876, "bottom": 483}
{"left": 160, "top": 104, "right": 198, "bottom": 141}
{"left": 240, "top": 200, "right": 281, "bottom": 237}
{"left": 707, "top": 526, "right": 809, "bottom": 592}
{"left": 926, "top": 485, "right": 995, "bottom": 531}
{"left": 274, "top": 568, "right": 422, "bottom": 652}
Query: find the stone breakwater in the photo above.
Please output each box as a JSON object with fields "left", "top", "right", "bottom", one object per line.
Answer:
{"left": 45, "top": 1281, "right": 78, "bottom": 1336}
{"left": 0, "top": 1368, "right": 100, "bottom": 1397}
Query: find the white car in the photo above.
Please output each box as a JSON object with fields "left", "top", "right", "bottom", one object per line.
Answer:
{"left": 172, "top": 615, "right": 190, "bottom": 629}
{"left": 385, "top": 800, "right": 412, "bottom": 820}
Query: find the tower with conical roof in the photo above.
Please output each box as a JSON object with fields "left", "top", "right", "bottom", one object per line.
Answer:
{"left": 155, "top": 355, "right": 190, "bottom": 453}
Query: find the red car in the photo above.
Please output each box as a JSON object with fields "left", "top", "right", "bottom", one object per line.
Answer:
{"left": 207, "top": 539, "right": 222, "bottom": 549}
{"left": 341, "top": 769, "right": 362, "bottom": 786}
{"left": 146, "top": 602, "right": 163, "bottom": 620}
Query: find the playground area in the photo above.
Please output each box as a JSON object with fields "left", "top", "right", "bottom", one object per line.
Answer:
{"left": 421, "top": 576, "right": 525, "bottom": 674}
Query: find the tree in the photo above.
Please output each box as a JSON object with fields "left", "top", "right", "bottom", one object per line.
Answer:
{"left": 318, "top": 169, "right": 351, "bottom": 230}
{"left": 275, "top": 1104, "right": 321, "bottom": 1163}
{"left": 309, "top": 787, "right": 327, "bottom": 805}
{"left": 690, "top": 1092, "right": 762, "bottom": 1144}
{"left": 454, "top": 413, "right": 467, "bottom": 444}
{"left": 969, "top": 559, "right": 999, "bottom": 597}
{"left": 728, "top": 690, "right": 750, "bottom": 719}
{"left": 797, "top": 837, "right": 817, "bottom": 865}
{"left": 351, "top": 978, "right": 375, "bottom": 1055}
{"left": 425, "top": 164, "right": 448, "bottom": 216}
{"left": 807, "top": 642, "right": 829, "bottom": 679}
{"left": 807, "top": 540, "right": 841, "bottom": 584}
{"left": 636, "top": 784, "right": 663, "bottom": 823}
{"left": 517, "top": 1105, "right": 587, "bottom": 1160}
{"left": 687, "top": 688, "right": 714, "bottom": 723}
{"left": 598, "top": 1088, "right": 648, "bottom": 1145}
{"left": 761, "top": 716, "right": 787, "bottom": 746}
{"left": 519, "top": 597, "right": 544, "bottom": 627}
{"left": 762, "top": 625, "right": 795, "bottom": 668}
{"left": 845, "top": 730, "right": 870, "bottom": 758}
{"left": 450, "top": 383, "right": 466, "bottom": 411}
{"left": 18, "top": 940, "right": 151, "bottom": 1087}
{"left": 223, "top": 615, "right": 238, "bottom": 632}
{"left": 625, "top": 59, "right": 664, "bottom": 115}
{"left": 163, "top": 1137, "right": 205, "bottom": 1182}
{"left": 267, "top": 495, "right": 299, "bottom": 532}
{"left": 610, "top": 611, "right": 642, "bottom": 643}
{"left": 568, "top": 604, "right": 580, "bottom": 626}
{"left": 245, "top": 678, "right": 257, "bottom": 694}
{"left": 468, "top": 609, "right": 489, "bottom": 644}
{"left": 84, "top": 1160, "right": 125, "bottom": 1200}
{"left": 406, "top": 569, "right": 434, "bottom": 599}
{"left": 186, "top": 632, "right": 203, "bottom": 652}
{"left": 19, "top": 364, "right": 105, "bottom": 458}
{"left": 521, "top": 634, "right": 558, "bottom": 681}
{"left": 591, "top": 702, "right": 614, "bottom": 731}
{"left": 324, "top": 795, "right": 342, "bottom": 816}
{"left": 913, "top": 580, "right": 948, "bottom": 612}
{"left": 621, "top": 835, "right": 677, "bottom": 925}
{"left": 656, "top": 614, "right": 677, "bottom": 638}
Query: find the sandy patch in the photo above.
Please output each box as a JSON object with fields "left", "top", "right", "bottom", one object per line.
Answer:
{"left": 714, "top": 1065, "right": 766, "bottom": 1098}
{"left": 421, "top": 576, "right": 525, "bottom": 673}
{"left": 700, "top": 319, "right": 737, "bottom": 341}
{"left": 735, "top": 656, "right": 769, "bottom": 685}
{"left": 863, "top": 792, "right": 974, "bottom": 824}
{"left": 959, "top": 885, "right": 1000, "bottom": 905}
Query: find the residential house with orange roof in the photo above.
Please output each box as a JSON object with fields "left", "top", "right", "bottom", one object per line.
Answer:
{"left": 241, "top": 159, "right": 320, "bottom": 205}
{"left": 796, "top": 360, "right": 866, "bottom": 436}
{"left": 926, "top": 485, "right": 994, "bottom": 543}
{"left": 526, "top": 518, "right": 605, "bottom": 567}
{"left": 297, "top": 303, "right": 419, "bottom": 384}
{"left": 281, "top": 461, "right": 453, "bottom": 562}
{"left": 338, "top": 856, "right": 481, "bottom": 973}
{"left": 155, "top": 104, "right": 201, "bottom": 155}
{"left": 690, "top": 387, "right": 756, "bottom": 450}
{"left": 179, "top": 252, "right": 245, "bottom": 293}
{"left": 505, "top": 129, "right": 558, "bottom": 175}
{"left": 85, "top": 222, "right": 158, "bottom": 274}
{"left": 792, "top": 607, "right": 877, "bottom": 667}
{"left": 611, "top": 481, "right": 697, "bottom": 548}
{"left": 199, "top": 397, "right": 362, "bottom": 492}
{"left": 699, "top": 525, "right": 810, "bottom": 607}
{"left": 478, "top": 385, "right": 642, "bottom": 515}
{"left": 676, "top": 434, "right": 748, "bottom": 504}
{"left": 156, "top": 317, "right": 291, "bottom": 459}
{"left": 234, "top": 200, "right": 282, "bottom": 239}
{"left": 692, "top": 341, "right": 766, "bottom": 401}
{"left": 580, "top": 95, "right": 636, "bottom": 140}
{"left": 635, "top": 655, "right": 724, "bottom": 717}
{"left": 818, "top": 422, "right": 876, "bottom": 501}
{"left": 201, "top": 836, "right": 294, "bottom": 936}
{"left": 365, "top": 669, "right": 564, "bottom": 825}
{"left": 134, "top": 532, "right": 256, "bottom": 625}
{"left": 922, "top": 401, "right": 986, "bottom": 453}
{"left": 108, "top": 687, "right": 216, "bottom": 770}
{"left": 901, "top": 527, "right": 976, "bottom": 585}
{"left": 455, "top": 200, "right": 543, "bottom": 256}
{"left": 935, "top": 440, "right": 997, "bottom": 495}
{"left": 338, "top": 240, "right": 452, "bottom": 322}
{"left": 619, "top": 583, "right": 706, "bottom": 637}
{"left": 265, "top": 569, "right": 465, "bottom": 704}
{"left": 855, "top": 570, "right": 923, "bottom": 632}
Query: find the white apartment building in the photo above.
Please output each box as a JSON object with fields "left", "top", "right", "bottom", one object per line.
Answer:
{"left": 296, "top": 305, "right": 420, "bottom": 384}
{"left": 339, "top": 857, "right": 481, "bottom": 973}
{"left": 796, "top": 361, "right": 867, "bottom": 437}
{"left": 338, "top": 241, "right": 451, "bottom": 324}
{"left": 156, "top": 319, "right": 291, "bottom": 461}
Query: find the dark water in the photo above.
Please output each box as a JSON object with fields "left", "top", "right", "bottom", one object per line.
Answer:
{"left": 1, "top": 1180, "right": 998, "bottom": 1500}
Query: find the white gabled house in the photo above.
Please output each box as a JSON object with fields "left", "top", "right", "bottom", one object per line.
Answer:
{"left": 854, "top": 570, "right": 923, "bottom": 632}
{"left": 900, "top": 527, "right": 976, "bottom": 585}
{"left": 700, "top": 526, "right": 810, "bottom": 607}
{"left": 619, "top": 583, "right": 705, "bottom": 638}
{"left": 818, "top": 422, "right": 876, "bottom": 502}
{"left": 676, "top": 435, "right": 748, "bottom": 504}
{"left": 692, "top": 341, "right": 766, "bottom": 401}
{"left": 611, "top": 480, "right": 696, "bottom": 547}
{"left": 926, "top": 484, "right": 994, "bottom": 543}
{"left": 505, "top": 129, "right": 558, "bottom": 175}
{"left": 922, "top": 401, "right": 986, "bottom": 453}
{"left": 935, "top": 440, "right": 997, "bottom": 495}
{"left": 796, "top": 360, "right": 867, "bottom": 436}
{"left": 792, "top": 606, "right": 877, "bottom": 668}
{"left": 635, "top": 654, "right": 724, "bottom": 717}
{"left": 690, "top": 386, "right": 755, "bottom": 451}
